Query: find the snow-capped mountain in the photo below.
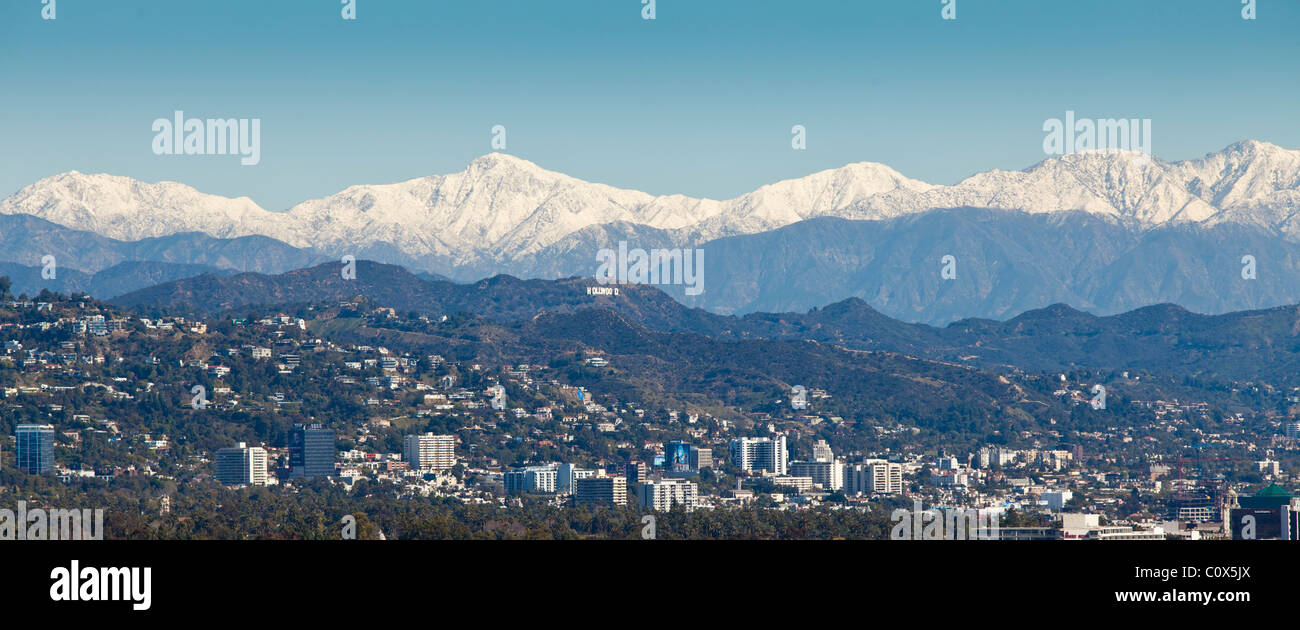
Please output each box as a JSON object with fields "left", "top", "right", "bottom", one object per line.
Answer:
{"left": 4, "top": 141, "right": 1300, "bottom": 266}
{"left": 276, "top": 153, "right": 727, "bottom": 262}
{"left": 0, "top": 171, "right": 293, "bottom": 242}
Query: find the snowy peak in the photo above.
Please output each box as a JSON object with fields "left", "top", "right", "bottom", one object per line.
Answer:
{"left": 987, "top": 150, "right": 1212, "bottom": 224}
{"left": 920, "top": 143, "right": 1300, "bottom": 225}
{"left": 688, "top": 161, "right": 932, "bottom": 237}
{"left": 279, "top": 152, "right": 721, "bottom": 260}
{"left": 3, "top": 142, "right": 1300, "bottom": 267}
{"left": 1178, "top": 140, "right": 1300, "bottom": 208}
{"left": 0, "top": 170, "right": 281, "bottom": 242}
{"left": 464, "top": 152, "right": 555, "bottom": 177}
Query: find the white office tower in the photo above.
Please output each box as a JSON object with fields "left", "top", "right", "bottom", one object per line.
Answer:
{"left": 489, "top": 384, "right": 507, "bottom": 411}
{"left": 638, "top": 478, "right": 699, "bottom": 512}
{"left": 403, "top": 433, "right": 456, "bottom": 471}
{"left": 574, "top": 476, "right": 627, "bottom": 507}
{"left": 729, "top": 435, "right": 788, "bottom": 475}
{"left": 215, "top": 442, "right": 268, "bottom": 486}
{"left": 791, "top": 385, "right": 808, "bottom": 410}
{"left": 988, "top": 446, "right": 1015, "bottom": 467}
{"left": 557, "top": 463, "right": 596, "bottom": 494}
{"left": 868, "top": 460, "right": 903, "bottom": 494}
{"left": 843, "top": 460, "right": 902, "bottom": 495}
{"left": 812, "top": 439, "right": 834, "bottom": 463}
{"left": 790, "top": 460, "right": 843, "bottom": 491}
{"left": 505, "top": 465, "right": 559, "bottom": 494}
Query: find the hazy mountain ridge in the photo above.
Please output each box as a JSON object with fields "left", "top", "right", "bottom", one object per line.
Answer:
{"left": 10, "top": 205, "right": 1300, "bottom": 324}
{"left": 0, "top": 213, "right": 326, "bottom": 276}
{"left": 105, "top": 260, "right": 1300, "bottom": 385}
{"left": 0, "top": 260, "right": 238, "bottom": 299}
{"left": 653, "top": 208, "right": 1300, "bottom": 323}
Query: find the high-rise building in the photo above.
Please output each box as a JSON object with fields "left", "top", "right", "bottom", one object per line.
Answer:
{"left": 729, "top": 435, "right": 788, "bottom": 475}
{"left": 869, "top": 460, "right": 903, "bottom": 494}
{"left": 1230, "top": 484, "right": 1295, "bottom": 539}
{"left": 690, "top": 446, "right": 712, "bottom": 470}
{"left": 843, "top": 464, "right": 870, "bottom": 495}
{"left": 621, "top": 461, "right": 648, "bottom": 484}
{"left": 790, "top": 460, "right": 843, "bottom": 491}
{"left": 812, "top": 439, "right": 834, "bottom": 463}
{"left": 403, "top": 433, "right": 456, "bottom": 471}
{"left": 665, "top": 441, "right": 691, "bottom": 473}
{"left": 638, "top": 478, "right": 698, "bottom": 512}
{"left": 504, "top": 470, "right": 526, "bottom": 494}
{"left": 16, "top": 424, "right": 54, "bottom": 474}
{"left": 574, "top": 476, "right": 627, "bottom": 507}
{"left": 843, "top": 460, "right": 903, "bottom": 495}
{"left": 289, "top": 423, "right": 335, "bottom": 479}
{"left": 505, "top": 465, "right": 558, "bottom": 494}
{"left": 1286, "top": 422, "right": 1300, "bottom": 439}
{"left": 557, "top": 463, "right": 595, "bottom": 494}
{"left": 215, "top": 442, "right": 268, "bottom": 486}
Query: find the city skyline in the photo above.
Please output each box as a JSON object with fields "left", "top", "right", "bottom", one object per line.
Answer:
{"left": 3, "top": 0, "right": 1295, "bottom": 616}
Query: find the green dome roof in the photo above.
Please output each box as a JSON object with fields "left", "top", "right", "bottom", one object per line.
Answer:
{"left": 1255, "top": 483, "right": 1292, "bottom": 498}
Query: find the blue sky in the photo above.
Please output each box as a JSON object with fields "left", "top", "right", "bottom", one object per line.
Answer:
{"left": 1, "top": 0, "right": 1297, "bottom": 210}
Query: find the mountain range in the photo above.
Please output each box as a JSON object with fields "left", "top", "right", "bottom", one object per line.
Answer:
{"left": 109, "top": 260, "right": 1300, "bottom": 387}
{"left": 5, "top": 141, "right": 1300, "bottom": 322}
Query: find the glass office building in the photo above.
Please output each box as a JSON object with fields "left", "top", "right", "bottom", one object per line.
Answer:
{"left": 289, "top": 423, "right": 335, "bottom": 479}
{"left": 16, "top": 424, "right": 55, "bottom": 474}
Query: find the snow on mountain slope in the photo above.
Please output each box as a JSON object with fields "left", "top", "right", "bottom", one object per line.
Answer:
{"left": 0, "top": 171, "right": 293, "bottom": 243}
{"left": 1186, "top": 141, "right": 1300, "bottom": 230}
{"left": 3, "top": 142, "right": 1300, "bottom": 266}
{"left": 279, "top": 153, "right": 724, "bottom": 262}
{"left": 919, "top": 151, "right": 1220, "bottom": 224}
{"left": 686, "top": 161, "right": 935, "bottom": 239}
